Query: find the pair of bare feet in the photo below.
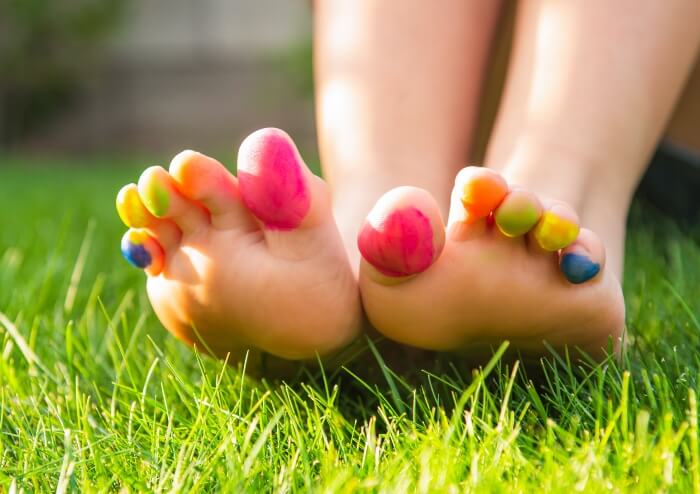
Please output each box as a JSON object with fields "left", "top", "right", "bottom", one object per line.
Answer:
{"left": 116, "top": 128, "right": 625, "bottom": 369}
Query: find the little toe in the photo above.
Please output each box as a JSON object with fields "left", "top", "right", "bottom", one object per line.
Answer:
{"left": 560, "top": 228, "right": 605, "bottom": 284}
{"left": 137, "top": 166, "right": 210, "bottom": 235}
{"left": 530, "top": 201, "right": 581, "bottom": 252}
{"left": 448, "top": 166, "right": 508, "bottom": 226}
{"left": 120, "top": 229, "right": 165, "bottom": 276}
{"left": 358, "top": 186, "right": 445, "bottom": 283}
{"left": 169, "top": 150, "right": 256, "bottom": 230}
{"left": 116, "top": 183, "right": 181, "bottom": 250}
{"left": 494, "top": 188, "right": 543, "bottom": 237}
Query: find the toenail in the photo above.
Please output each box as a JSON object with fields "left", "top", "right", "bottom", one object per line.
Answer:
{"left": 560, "top": 252, "right": 600, "bottom": 284}
{"left": 121, "top": 230, "right": 163, "bottom": 273}
{"left": 532, "top": 210, "right": 580, "bottom": 251}
{"left": 117, "top": 185, "right": 151, "bottom": 228}
{"left": 494, "top": 190, "right": 542, "bottom": 237}
{"left": 238, "top": 132, "right": 310, "bottom": 230}
{"left": 141, "top": 173, "right": 171, "bottom": 217}
{"left": 358, "top": 206, "right": 437, "bottom": 276}
{"left": 460, "top": 170, "right": 508, "bottom": 222}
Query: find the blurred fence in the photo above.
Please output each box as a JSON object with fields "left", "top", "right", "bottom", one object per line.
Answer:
{"left": 0, "top": 0, "right": 316, "bottom": 156}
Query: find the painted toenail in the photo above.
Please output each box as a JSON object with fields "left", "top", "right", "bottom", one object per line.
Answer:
{"left": 238, "top": 131, "right": 310, "bottom": 230}
{"left": 494, "top": 190, "right": 542, "bottom": 237}
{"left": 460, "top": 170, "right": 508, "bottom": 222}
{"left": 117, "top": 185, "right": 151, "bottom": 228}
{"left": 560, "top": 253, "right": 600, "bottom": 284}
{"left": 141, "top": 173, "right": 171, "bottom": 217}
{"left": 120, "top": 230, "right": 163, "bottom": 273}
{"left": 358, "top": 206, "right": 436, "bottom": 277}
{"left": 532, "top": 210, "right": 580, "bottom": 251}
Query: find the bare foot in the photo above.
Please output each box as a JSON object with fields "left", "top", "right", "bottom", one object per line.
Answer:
{"left": 358, "top": 167, "right": 625, "bottom": 358}
{"left": 116, "top": 128, "right": 361, "bottom": 363}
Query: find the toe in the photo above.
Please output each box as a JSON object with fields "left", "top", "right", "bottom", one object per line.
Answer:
{"left": 531, "top": 201, "right": 581, "bottom": 252}
{"left": 120, "top": 229, "right": 165, "bottom": 276}
{"left": 358, "top": 186, "right": 445, "bottom": 281}
{"left": 449, "top": 166, "right": 508, "bottom": 226}
{"left": 169, "top": 150, "right": 256, "bottom": 230}
{"left": 559, "top": 228, "right": 605, "bottom": 284}
{"left": 494, "top": 188, "right": 543, "bottom": 237}
{"left": 116, "top": 184, "right": 181, "bottom": 250}
{"left": 117, "top": 183, "right": 155, "bottom": 229}
{"left": 137, "top": 166, "right": 210, "bottom": 235}
{"left": 237, "top": 128, "right": 323, "bottom": 231}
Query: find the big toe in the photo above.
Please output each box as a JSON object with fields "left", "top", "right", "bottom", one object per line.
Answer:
{"left": 238, "top": 128, "right": 328, "bottom": 231}
{"left": 358, "top": 186, "right": 445, "bottom": 282}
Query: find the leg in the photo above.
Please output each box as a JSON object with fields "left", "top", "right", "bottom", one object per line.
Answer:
{"left": 487, "top": 0, "right": 700, "bottom": 277}
{"left": 314, "top": 0, "right": 504, "bottom": 268}
{"left": 356, "top": 0, "right": 699, "bottom": 358}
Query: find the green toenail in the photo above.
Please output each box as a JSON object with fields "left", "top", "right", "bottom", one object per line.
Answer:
{"left": 143, "top": 179, "right": 170, "bottom": 217}
{"left": 495, "top": 199, "right": 541, "bottom": 237}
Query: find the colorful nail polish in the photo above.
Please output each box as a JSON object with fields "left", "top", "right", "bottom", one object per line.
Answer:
{"left": 460, "top": 169, "right": 508, "bottom": 222}
{"left": 358, "top": 206, "right": 437, "bottom": 277}
{"left": 560, "top": 252, "right": 600, "bottom": 284}
{"left": 532, "top": 210, "right": 580, "bottom": 251}
{"left": 238, "top": 130, "right": 310, "bottom": 230}
{"left": 116, "top": 184, "right": 152, "bottom": 228}
{"left": 140, "top": 169, "right": 171, "bottom": 217}
{"left": 120, "top": 230, "right": 164, "bottom": 274}
{"left": 494, "top": 190, "right": 542, "bottom": 237}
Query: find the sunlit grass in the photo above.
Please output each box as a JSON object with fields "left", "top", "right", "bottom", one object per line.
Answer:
{"left": 1, "top": 161, "right": 700, "bottom": 492}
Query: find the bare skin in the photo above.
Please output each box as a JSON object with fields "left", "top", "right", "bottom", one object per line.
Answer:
{"left": 314, "top": 0, "right": 504, "bottom": 267}
{"left": 487, "top": 0, "right": 700, "bottom": 278}
{"left": 117, "top": 129, "right": 361, "bottom": 364}
{"left": 321, "top": 0, "right": 699, "bottom": 357}
{"left": 116, "top": 1, "right": 699, "bottom": 364}
{"left": 358, "top": 173, "right": 623, "bottom": 359}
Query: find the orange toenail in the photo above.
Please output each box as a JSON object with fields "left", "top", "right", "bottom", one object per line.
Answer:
{"left": 460, "top": 171, "right": 508, "bottom": 222}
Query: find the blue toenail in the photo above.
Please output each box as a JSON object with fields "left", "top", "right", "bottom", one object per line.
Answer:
{"left": 560, "top": 253, "right": 600, "bottom": 284}
{"left": 121, "top": 238, "right": 152, "bottom": 269}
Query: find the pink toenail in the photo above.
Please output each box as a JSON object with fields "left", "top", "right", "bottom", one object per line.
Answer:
{"left": 358, "top": 207, "right": 437, "bottom": 277}
{"left": 238, "top": 131, "right": 310, "bottom": 230}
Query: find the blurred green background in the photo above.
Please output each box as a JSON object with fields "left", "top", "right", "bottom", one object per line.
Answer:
{"left": 1, "top": 0, "right": 698, "bottom": 225}
{"left": 0, "top": 0, "right": 315, "bottom": 161}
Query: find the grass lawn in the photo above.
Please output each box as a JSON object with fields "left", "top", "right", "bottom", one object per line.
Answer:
{"left": 1, "top": 158, "right": 700, "bottom": 492}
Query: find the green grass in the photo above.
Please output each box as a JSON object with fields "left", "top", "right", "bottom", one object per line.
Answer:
{"left": 1, "top": 159, "right": 700, "bottom": 492}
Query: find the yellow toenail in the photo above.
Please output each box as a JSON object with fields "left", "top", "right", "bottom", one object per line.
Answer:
{"left": 532, "top": 211, "right": 580, "bottom": 251}
{"left": 116, "top": 185, "right": 152, "bottom": 228}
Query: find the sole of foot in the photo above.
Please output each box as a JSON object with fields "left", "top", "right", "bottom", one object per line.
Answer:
{"left": 358, "top": 167, "right": 625, "bottom": 360}
{"left": 116, "top": 128, "right": 362, "bottom": 366}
